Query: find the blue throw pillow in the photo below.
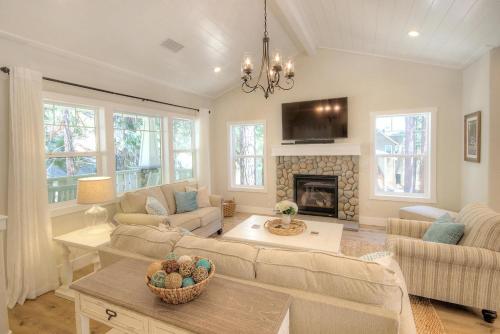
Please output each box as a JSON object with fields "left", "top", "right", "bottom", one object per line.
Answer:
{"left": 422, "top": 214, "right": 465, "bottom": 245}
{"left": 175, "top": 191, "right": 198, "bottom": 213}
{"left": 434, "top": 213, "right": 455, "bottom": 224}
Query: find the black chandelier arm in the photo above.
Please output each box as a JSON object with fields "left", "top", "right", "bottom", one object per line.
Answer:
{"left": 241, "top": 77, "right": 267, "bottom": 95}
{"left": 276, "top": 77, "right": 295, "bottom": 91}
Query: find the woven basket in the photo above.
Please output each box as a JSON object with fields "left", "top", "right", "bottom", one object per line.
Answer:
{"left": 223, "top": 200, "right": 236, "bottom": 217}
{"left": 145, "top": 261, "right": 215, "bottom": 304}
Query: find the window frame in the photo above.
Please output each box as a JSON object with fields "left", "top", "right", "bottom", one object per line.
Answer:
{"left": 43, "top": 98, "right": 104, "bottom": 210}
{"left": 112, "top": 110, "right": 164, "bottom": 193}
{"left": 227, "top": 120, "right": 267, "bottom": 193}
{"left": 170, "top": 116, "right": 197, "bottom": 182}
{"left": 43, "top": 91, "right": 200, "bottom": 216}
{"left": 370, "top": 108, "right": 437, "bottom": 203}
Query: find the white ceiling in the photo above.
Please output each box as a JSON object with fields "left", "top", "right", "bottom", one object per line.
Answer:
{"left": 0, "top": 0, "right": 499, "bottom": 98}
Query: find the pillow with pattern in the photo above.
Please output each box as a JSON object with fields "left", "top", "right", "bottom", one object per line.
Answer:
{"left": 145, "top": 196, "right": 169, "bottom": 216}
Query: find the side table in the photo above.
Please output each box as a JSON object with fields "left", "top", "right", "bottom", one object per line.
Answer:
{"left": 53, "top": 223, "right": 114, "bottom": 301}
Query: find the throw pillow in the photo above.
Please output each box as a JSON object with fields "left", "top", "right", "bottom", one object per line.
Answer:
{"left": 175, "top": 191, "right": 198, "bottom": 213}
{"left": 186, "top": 185, "right": 211, "bottom": 208}
{"left": 145, "top": 196, "right": 169, "bottom": 216}
{"left": 360, "top": 251, "right": 392, "bottom": 262}
{"left": 360, "top": 251, "right": 396, "bottom": 272}
{"left": 434, "top": 213, "right": 455, "bottom": 224}
{"left": 422, "top": 215, "right": 465, "bottom": 244}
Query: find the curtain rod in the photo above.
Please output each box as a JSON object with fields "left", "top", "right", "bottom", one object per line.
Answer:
{"left": 0, "top": 66, "right": 201, "bottom": 112}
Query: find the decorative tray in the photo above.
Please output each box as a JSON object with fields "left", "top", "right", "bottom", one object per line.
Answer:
{"left": 264, "top": 218, "right": 307, "bottom": 236}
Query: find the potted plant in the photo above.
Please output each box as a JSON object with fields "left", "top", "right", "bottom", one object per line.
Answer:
{"left": 275, "top": 200, "right": 298, "bottom": 228}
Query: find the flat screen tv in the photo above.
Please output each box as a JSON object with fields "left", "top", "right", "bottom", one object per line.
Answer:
{"left": 282, "top": 97, "right": 348, "bottom": 141}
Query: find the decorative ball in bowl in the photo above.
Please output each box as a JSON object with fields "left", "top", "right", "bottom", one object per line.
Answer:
{"left": 145, "top": 253, "right": 215, "bottom": 305}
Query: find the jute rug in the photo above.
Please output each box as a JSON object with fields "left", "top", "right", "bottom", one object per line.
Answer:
{"left": 341, "top": 240, "right": 446, "bottom": 334}
{"left": 410, "top": 296, "right": 447, "bottom": 334}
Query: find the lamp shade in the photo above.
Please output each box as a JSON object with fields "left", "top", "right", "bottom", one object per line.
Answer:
{"left": 77, "top": 176, "right": 114, "bottom": 204}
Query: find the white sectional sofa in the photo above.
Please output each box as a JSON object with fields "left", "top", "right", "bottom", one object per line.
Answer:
{"left": 113, "top": 181, "right": 223, "bottom": 237}
{"left": 98, "top": 225, "right": 417, "bottom": 334}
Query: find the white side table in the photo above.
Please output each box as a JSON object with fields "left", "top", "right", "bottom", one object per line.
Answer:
{"left": 0, "top": 215, "right": 11, "bottom": 334}
{"left": 53, "top": 223, "right": 114, "bottom": 301}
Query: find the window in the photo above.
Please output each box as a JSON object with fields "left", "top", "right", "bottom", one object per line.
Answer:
{"left": 114, "top": 112, "right": 162, "bottom": 192}
{"left": 172, "top": 118, "right": 195, "bottom": 181}
{"left": 228, "top": 122, "right": 265, "bottom": 191}
{"left": 44, "top": 101, "right": 99, "bottom": 204}
{"left": 372, "top": 110, "right": 435, "bottom": 201}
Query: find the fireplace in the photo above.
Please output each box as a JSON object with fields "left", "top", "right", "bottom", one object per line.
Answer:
{"left": 294, "top": 174, "right": 338, "bottom": 217}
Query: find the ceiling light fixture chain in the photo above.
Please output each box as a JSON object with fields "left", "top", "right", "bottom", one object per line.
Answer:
{"left": 241, "top": 0, "right": 295, "bottom": 99}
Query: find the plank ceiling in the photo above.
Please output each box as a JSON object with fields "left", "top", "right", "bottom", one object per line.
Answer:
{"left": 0, "top": 0, "right": 499, "bottom": 98}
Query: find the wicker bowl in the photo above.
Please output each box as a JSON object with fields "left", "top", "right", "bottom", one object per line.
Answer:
{"left": 145, "top": 261, "right": 215, "bottom": 305}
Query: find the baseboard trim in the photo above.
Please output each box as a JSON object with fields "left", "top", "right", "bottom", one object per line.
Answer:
{"left": 236, "top": 205, "right": 274, "bottom": 215}
{"left": 359, "top": 216, "right": 387, "bottom": 227}
{"left": 236, "top": 205, "right": 388, "bottom": 227}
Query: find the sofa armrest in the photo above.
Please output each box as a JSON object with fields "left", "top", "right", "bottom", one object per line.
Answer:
{"left": 113, "top": 213, "right": 168, "bottom": 226}
{"left": 209, "top": 195, "right": 223, "bottom": 223}
{"left": 386, "top": 218, "right": 433, "bottom": 238}
{"left": 209, "top": 194, "right": 222, "bottom": 208}
{"left": 386, "top": 236, "right": 500, "bottom": 270}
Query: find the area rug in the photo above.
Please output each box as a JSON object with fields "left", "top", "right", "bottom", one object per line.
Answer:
{"left": 410, "top": 296, "right": 447, "bottom": 334}
{"left": 340, "top": 238, "right": 384, "bottom": 257}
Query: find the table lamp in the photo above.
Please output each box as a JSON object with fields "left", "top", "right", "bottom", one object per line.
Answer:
{"left": 77, "top": 176, "right": 114, "bottom": 227}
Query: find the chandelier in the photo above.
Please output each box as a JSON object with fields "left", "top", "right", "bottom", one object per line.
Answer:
{"left": 241, "top": 0, "right": 295, "bottom": 99}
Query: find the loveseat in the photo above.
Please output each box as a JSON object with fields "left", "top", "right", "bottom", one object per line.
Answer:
{"left": 113, "top": 181, "right": 223, "bottom": 237}
{"left": 98, "top": 224, "right": 417, "bottom": 334}
{"left": 386, "top": 203, "right": 500, "bottom": 323}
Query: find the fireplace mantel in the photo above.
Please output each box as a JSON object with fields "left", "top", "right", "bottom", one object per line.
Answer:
{"left": 271, "top": 143, "right": 361, "bottom": 157}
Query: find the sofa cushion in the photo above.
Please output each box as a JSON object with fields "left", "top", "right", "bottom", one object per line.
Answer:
{"left": 189, "top": 207, "right": 221, "bottom": 226}
{"left": 137, "top": 186, "right": 169, "bottom": 212}
{"left": 399, "top": 205, "right": 458, "bottom": 222}
{"left": 186, "top": 185, "right": 211, "bottom": 208}
{"left": 174, "top": 191, "right": 198, "bottom": 213}
{"left": 160, "top": 181, "right": 189, "bottom": 214}
{"left": 255, "top": 248, "right": 404, "bottom": 313}
{"left": 120, "top": 192, "right": 147, "bottom": 214}
{"left": 145, "top": 196, "right": 169, "bottom": 216}
{"left": 456, "top": 203, "right": 500, "bottom": 251}
{"left": 165, "top": 213, "right": 201, "bottom": 231}
{"left": 110, "top": 224, "right": 183, "bottom": 259}
{"left": 173, "top": 235, "right": 258, "bottom": 280}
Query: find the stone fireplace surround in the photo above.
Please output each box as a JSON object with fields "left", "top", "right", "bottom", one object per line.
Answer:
{"left": 276, "top": 155, "right": 360, "bottom": 221}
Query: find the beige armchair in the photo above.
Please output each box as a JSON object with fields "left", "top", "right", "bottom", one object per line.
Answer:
{"left": 386, "top": 203, "right": 500, "bottom": 323}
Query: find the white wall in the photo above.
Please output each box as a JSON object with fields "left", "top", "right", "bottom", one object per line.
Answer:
{"left": 212, "top": 49, "right": 463, "bottom": 220}
{"left": 0, "top": 37, "right": 212, "bottom": 264}
{"left": 489, "top": 48, "right": 500, "bottom": 211}
{"left": 461, "top": 53, "right": 490, "bottom": 206}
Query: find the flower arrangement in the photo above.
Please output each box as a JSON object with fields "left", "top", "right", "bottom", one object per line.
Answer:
{"left": 275, "top": 200, "right": 298, "bottom": 215}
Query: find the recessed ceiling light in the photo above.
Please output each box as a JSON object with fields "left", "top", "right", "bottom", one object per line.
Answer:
{"left": 408, "top": 30, "right": 420, "bottom": 38}
{"left": 214, "top": 67, "right": 221, "bottom": 73}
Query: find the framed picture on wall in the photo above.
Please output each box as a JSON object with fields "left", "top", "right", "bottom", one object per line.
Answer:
{"left": 464, "top": 111, "right": 481, "bottom": 163}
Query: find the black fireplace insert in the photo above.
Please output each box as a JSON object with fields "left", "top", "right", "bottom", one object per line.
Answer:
{"left": 293, "top": 174, "right": 338, "bottom": 217}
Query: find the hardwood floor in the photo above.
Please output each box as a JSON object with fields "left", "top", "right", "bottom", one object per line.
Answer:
{"left": 7, "top": 213, "right": 499, "bottom": 334}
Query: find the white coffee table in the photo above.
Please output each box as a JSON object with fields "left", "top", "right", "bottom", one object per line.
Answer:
{"left": 223, "top": 215, "right": 343, "bottom": 253}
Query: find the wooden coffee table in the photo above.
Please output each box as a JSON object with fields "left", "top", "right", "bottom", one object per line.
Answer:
{"left": 71, "top": 258, "right": 291, "bottom": 334}
{"left": 223, "top": 215, "right": 343, "bottom": 253}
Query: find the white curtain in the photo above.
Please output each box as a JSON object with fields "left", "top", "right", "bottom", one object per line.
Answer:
{"left": 6, "top": 67, "right": 58, "bottom": 308}
{"left": 196, "top": 108, "right": 211, "bottom": 192}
